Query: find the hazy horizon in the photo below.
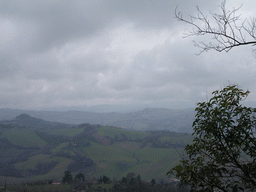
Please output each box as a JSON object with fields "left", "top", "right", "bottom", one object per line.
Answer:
{"left": 1, "top": 103, "right": 195, "bottom": 113}
{"left": 1, "top": 99, "right": 256, "bottom": 114}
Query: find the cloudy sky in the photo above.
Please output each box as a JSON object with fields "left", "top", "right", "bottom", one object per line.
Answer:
{"left": 0, "top": 0, "right": 256, "bottom": 111}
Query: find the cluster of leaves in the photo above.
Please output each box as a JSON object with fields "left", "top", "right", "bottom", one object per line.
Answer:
{"left": 62, "top": 171, "right": 73, "bottom": 184}
{"left": 169, "top": 85, "right": 256, "bottom": 191}
{"left": 62, "top": 171, "right": 87, "bottom": 185}
{"left": 99, "top": 175, "right": 110, "bottom": 184}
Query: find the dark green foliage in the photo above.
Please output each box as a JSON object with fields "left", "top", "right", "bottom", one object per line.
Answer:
{"left": 73, "top": 124, "right": 97, "bottom": 144}
{"left": 0, "top": 136, "right": 16, "bottom": 149}
{"left": 151, "top": 178, "right": 156, "bottom": 186}
{"left": 168, "top": 85, "right": 256, "bottom": 191}
{"left": 99, "top": 175, "right": 110, "bottom": 184}
{"left": 116, "top": 161, "right": 130, "bottom": 170}
{"left": 141, "top": 131, "right": 191, "bottom": 149}
{"left": 62, "top": 171, "right": 73, "bottom": 184}
{"left": 74, "top": 173, "right": 85, "bottom": 182}
{"left": 0, "top": 123, "right": 15, "bottom": 129}
{"left": 28, "top": 162, "right": 58, "bottom": 176}
{"left": 112, "top": 173, "right": 187, "bottom": 192}
{"left": 102, "top": 175, "right": 110, "bottom": 183}
{"left": 67, "top": 155, "right": 94, "bottom": 172}
{"left": 137, "top": 174, "right": 141, "bottom": 182}
{"left": 36, "top": 131, "right": 70, "bottom": 145}
{"left": 0, "top": 162, "right": 23, "bottom": 177}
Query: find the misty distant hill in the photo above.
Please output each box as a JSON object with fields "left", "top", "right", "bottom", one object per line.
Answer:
{"left": 0, "top": 113, "right": 73, "bottom": 129}
{"left": 0, "top": 108, "right": 195, "bottom": 132}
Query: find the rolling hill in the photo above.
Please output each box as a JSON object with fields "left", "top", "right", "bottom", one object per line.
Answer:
{"left": 0, "top": 108, "right": 195, "bottom": 132}
{"left": 0, "top": 114, "right": 193, "bottom": 183}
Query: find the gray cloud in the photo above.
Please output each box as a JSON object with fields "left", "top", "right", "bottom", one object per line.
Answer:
{"left": 0, "top": 0, "right": 255, "bottom": 110}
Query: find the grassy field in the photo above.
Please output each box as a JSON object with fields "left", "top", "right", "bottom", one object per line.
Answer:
{"left": 5, "top": 184, "right": 73, "bottom": 192}
{"left": 51, "top": 142, "right": 70, "bottom": 153}
{"left": 49, "top": 128, "right": 84, "bottom": 136}
{"left": 77, "top": 141, "right": 136, "bottom": 162}
{"left": 0, "top": 124, "right": 191, "bottom": 182}
{"left": 34, "top": 157, "right": 73, "bottom": 180}
{"left": 2, "top": 129, "right": 48, "bottom": 147}
{"left": 3, "top": 183, "right": 114, "bottom": 192}
{"left": 97, "top": 126, "right": 148, "bottom": 140}
{"left": 68, "top": 139, "right": 185, "bottom": 180}
{"left": 159, "top": 133, "right": 193, "bottom": 144}
{"left": 15, "top": 154, "right": 52, "bottom": 170}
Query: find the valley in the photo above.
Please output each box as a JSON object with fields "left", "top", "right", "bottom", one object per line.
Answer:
{"left": 0, "top": 113, "right": 193, "bottom": 184}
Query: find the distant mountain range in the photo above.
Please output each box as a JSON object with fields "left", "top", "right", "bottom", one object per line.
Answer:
{"left": 0, "top": 108, "right": 195, "bottom": 132}
{"left": 0, "top": 113, "right": 73, "bottom": 129}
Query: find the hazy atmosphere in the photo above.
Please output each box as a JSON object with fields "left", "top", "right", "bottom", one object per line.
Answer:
{"left": 1, "top": 0, "right": 256, "bottom": 111}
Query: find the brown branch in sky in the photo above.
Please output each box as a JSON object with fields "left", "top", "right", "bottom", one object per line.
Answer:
{"left": 175, "top": 0, "right": 256, "bottom": 54}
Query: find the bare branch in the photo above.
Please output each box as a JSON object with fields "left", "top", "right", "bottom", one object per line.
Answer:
{"left": 175, "top": 1, "right": 256, "bottom": 54}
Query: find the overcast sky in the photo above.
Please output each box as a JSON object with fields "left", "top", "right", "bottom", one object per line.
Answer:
{"left": 0, "top": 0, "right": 256, "bottom": 111}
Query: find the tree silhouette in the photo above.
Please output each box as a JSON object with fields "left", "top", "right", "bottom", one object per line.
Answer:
{"left": 175, "top": 0, "right": 256, "bottom": 54}
{"left": 62, "top": 171, "right": 73, "bottom": 184}
{"left": 168, "top": 85, "right": 256, "bottom": 191}
{"left": 75, "top": 173, "right": 85, "bottom": 182}
{"left": 151, "top": 179, "right": 156, "bottom": 186}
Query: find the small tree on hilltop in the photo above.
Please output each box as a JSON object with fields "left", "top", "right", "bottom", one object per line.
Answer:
{"left": 62, "top": 171, "right": 73, "bottom": 184}
{"left": 168, "top": 85, "right": 256, "bottom": 191}
{"left": 102, "top": 175, "right": 110, "bottom": 184}
{"left": 151, "top": 179, "right": 156, "bottom": 186}
{"left": 75, "top": 173, "right": 85, "bottom": 182}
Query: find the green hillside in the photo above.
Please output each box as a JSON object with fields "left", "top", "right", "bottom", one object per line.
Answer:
{"left": 0, "top": 118, "right": 192, "bottom": 183}
{"left": 2, "top": 129, "right": 48, "bottom": 147}
{"left": 97, "top": 126, "right": 148, "bottom": 140}
{"left": 49, "top": 128, "right": 84, "bottom": 136}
